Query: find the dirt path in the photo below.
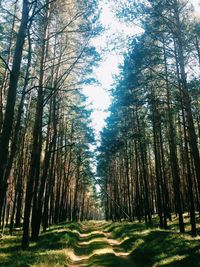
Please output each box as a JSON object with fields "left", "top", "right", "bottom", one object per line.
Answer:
{"left": 66, "top": 222, "right": 129, "bottom": 266}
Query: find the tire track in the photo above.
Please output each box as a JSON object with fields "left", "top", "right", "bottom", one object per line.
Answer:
{"left": 67, "top": 222, "right": 130, "bottom": 267}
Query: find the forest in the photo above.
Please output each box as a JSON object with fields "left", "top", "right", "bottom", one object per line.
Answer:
{"left": 0, "top": 0, "right": 200, "bottom": 266}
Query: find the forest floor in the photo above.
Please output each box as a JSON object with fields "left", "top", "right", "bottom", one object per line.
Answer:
{"left": 0, "top": 215, "right": 200, "bottom": 267}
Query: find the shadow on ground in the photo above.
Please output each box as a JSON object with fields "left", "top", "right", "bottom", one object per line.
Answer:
{"left": 0, "top": 218, "right": 200, "bottom": 267}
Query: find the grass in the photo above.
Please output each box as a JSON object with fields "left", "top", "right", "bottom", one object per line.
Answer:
{"left": 0, "top": 216, "right": 200, "bottom": 267}
{"left": 0, "top": 228, "right": 72, "bottom": 266}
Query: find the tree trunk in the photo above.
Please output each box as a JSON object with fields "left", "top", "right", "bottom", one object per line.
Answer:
{"left": 0, "top": 0, "right": 29, "bottom": 221}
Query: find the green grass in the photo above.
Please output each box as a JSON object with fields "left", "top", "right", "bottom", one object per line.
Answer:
{"left": 0, "top": 216, "right": 200, "bottom": 267}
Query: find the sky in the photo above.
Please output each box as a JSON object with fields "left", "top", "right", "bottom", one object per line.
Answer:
{"left": 83, "top": 0, "right": 200, "bottom": 140}
{"left": 82, "top": 0, "right": 136, "bottom": 139}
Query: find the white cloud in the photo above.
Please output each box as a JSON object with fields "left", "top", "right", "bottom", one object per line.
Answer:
{"left": 191, "top": 0, "right": 200, "bottom": 17}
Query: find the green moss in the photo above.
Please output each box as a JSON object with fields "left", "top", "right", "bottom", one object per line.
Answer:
{"left": 0, "top": 217, "right": 200, "bottom": 267}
